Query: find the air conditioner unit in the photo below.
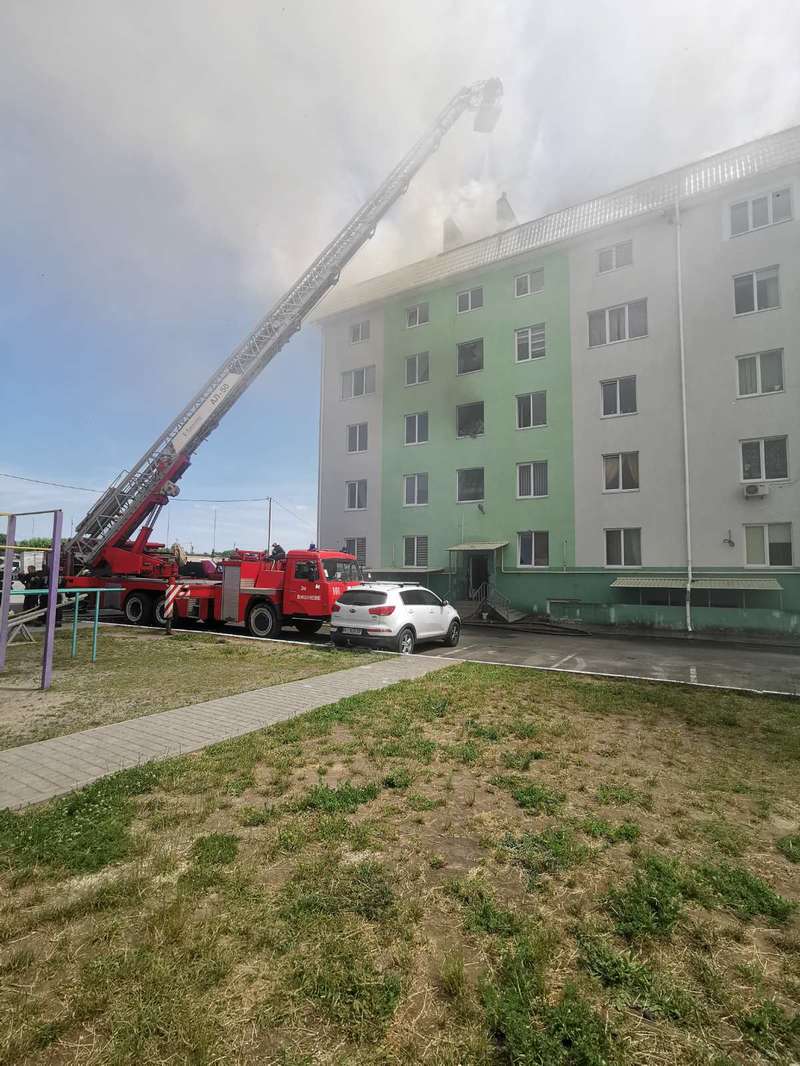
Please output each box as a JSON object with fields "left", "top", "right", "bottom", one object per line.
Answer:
{"left": 743, "top": 482, "right": 769, "bottom": 499}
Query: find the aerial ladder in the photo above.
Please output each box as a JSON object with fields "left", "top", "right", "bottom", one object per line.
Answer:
{"left": 66, "top": 79, "right": 503, "bottom": 577}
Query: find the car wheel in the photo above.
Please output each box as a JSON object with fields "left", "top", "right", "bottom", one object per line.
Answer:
{"left": 395, "top": 626, "right": 416, "bottom": 655}
{"left": 123, "top": 592, "right": 154, "bottom": 626}
{"left": 295, "top": 620, "right": 323, "bottom": 636}
{"left": 443, "top": 619, "right": 461, "bottom": 647}
{"left": 246, "top": 601, "right": 279, "bottom": 638}
{"left": 153, "top": 596, "right": 168, "bottom": 627}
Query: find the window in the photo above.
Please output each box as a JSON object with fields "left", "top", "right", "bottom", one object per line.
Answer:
{"left": 457, "top": 401, "right": 484, "bottom": 438}
{"left": 457, "top": 467, "right": 484, "bottom": 502}
{"left": 406, "top": 302, "right": 429, "bottom": 328}
{"left": 515, "top": 269, "right": 544, "bottom": 297}
{"left": 588, "top": 300, "right": 647, "bottom": 346}
{"left": 457, "top": 286, "right": 483, "bottom": 313}
{"left": 341, "top": 365, "right": 376, "bottom": 399}
{"left": 340, "top": 588, "right": 384, "bottom": 606}
{"left": 737, "top": 350, "right": 784, "bottom": 396}
{"left": 294, "top": 560, "right": 320, "bottom": 581}
{"left": 403, "top": 535, "right": 428, "bottom": 567}
{"left": 605, "top": 528, "right": 641, "bottom": 566}
{"left": 346, "top": 422, "right": 368, "bottom": 453}
{"left": 597, "top": 240, "right": 633, "bottom": 273}
{"left": 405, "top": 351, "right": 430, "bottom": 386}
{"left": 343, "top": 537, "right": 367, "bottom": 566}
{"left": 518, "top": 530, "right": 549, "bottom": 567}
{"left": 517, "top": 461, "right": 548, "bottom": 498}
{"left": 730, "top": 188, "right": 792, "bottom": 236}
{"left": 457, "top": 338, "right": 484, "bottom": 374}
{"left": 515, "top": 324, "right": 546, "bottom": 361}
{"left": 349, "top": 320, "right": 370, "bottom": 343}
{"left": 345, "top": 479, "right": 367, "bottom": 510}
{"left": 516, "top": 391, "right": 547, "bottom": 429}
{"left": 604, "top": 451, "right": 639, "bottom": 491}
{"left": 745, "top": 523, "right": 792, "bottom": 566}
{"left": 404, "top": 412, "right": 429, "bottom": 445}
{"left": 740, "top": 436, "right": 788, "bottom": 481}
{"left": 403, "top": 472, "right": 429, "bottom": 506}
{"left": 733, "top": 267, "right": 780, "bottom": 315}
{"left": 323, "top": 558, "right": 363, "bottom": 581}
{"left": 601, "top": 376, "right": 637, "bottom": 416}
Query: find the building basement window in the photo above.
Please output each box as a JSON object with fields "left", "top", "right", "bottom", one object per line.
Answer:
{"left": 403, "top": 535, "right": 428, "bottom": 568}
{"left": 457, "top": 401, "right": 484, "bottom": 438}
{"left": 605, "top": 528, "right": 641, "bottom": 566}
{"left": 734, "top": 267, "right": 780, "bottom": 315}
{"left": 518, "top": 530, "right": 549, "bottom": 567}
{"left": 601, "top": 376, "right": 637, "bottom": 416}
{"left": 737, "top": 350, "right": 783, "bottom": 396}
{"left": 405, "top": 351, "right": 430, "bottom": 386}
{"left": 457, "top": 338, "right": 484, "bottom": 374}
{"left": 457, "top": 467, "right": 484, "bottom": 503}
{"left": 588, "top": 299, "right": 647, "bottom": 346}
{"left": 745, "top": 523, "right": 792, "bottom": 566}
{"left": 741, "top": 436, "right": 788, "bottom": 481}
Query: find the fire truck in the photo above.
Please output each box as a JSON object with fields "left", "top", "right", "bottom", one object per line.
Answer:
{"left": 62, "top": 79, "right": 503, "bottom": 637}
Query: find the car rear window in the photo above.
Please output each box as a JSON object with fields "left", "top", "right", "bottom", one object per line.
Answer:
{"left": 338, "top": 590, "right": 387, "bottom": 606}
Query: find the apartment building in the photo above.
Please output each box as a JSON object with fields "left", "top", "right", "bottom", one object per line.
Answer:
{"left": 316, "top": 125, "right": 800, "bottom": 636}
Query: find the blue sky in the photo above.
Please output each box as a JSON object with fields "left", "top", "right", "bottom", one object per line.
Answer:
{"left": 2, "top": 0, "right": 799, "bottom": 552}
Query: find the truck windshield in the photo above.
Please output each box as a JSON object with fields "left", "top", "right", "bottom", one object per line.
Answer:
{"left": 322, "top": 559, "right": 362, "bottom": 582}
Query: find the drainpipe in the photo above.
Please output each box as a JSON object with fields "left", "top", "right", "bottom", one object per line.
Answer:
{"left": 315, "top": 329, "right": 326, "bottom": 550}
{"left": 674, "top": 198, "right": 693, "bottom": 632}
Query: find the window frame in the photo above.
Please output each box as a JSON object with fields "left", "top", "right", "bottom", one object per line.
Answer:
{"left": 456, "top": 286, "right": 484, "bottom": 314}
{"left": 514, "top": 268, "right": 544, "bottom": 298}
{"left": 733, "top": 266, "right": 781, "bottom": 316}
{"left": 516, "top": 390, "right": 547, "bottom": 430}
{"left": 739, "top": 436, "right": 789, "bottom": 482}
{"left": 456, "top": 338, "right": 484, "bottom": 376}
{"left": 404, "top": 411, "right": 429, "bottom": 447}
{"left": 588, "top": 299, "right": 648, "bottom": 347}
{"left": 600, "top": 375, "right": 637, "bottom": 418}
{"left": 346, "top": 422, "right": 368, "bottom": 453}
{"left": 735, "top": 349, "right": 784, "bottom": 398}
{"left": 402, "top": 534, "right": 429, "bottom": 568}
{"left": 596, "top": 239, "right": 633, "bottom": 274}
{"left": 405, "top": 302, "right": 430, "bottom": 329}
{"left": 402, "top": 472, "right": 429, "bottom": 507}
{"left": 517, "top": 530, "right": 550, "bottom": 568}
{"left": 744, "top": 523, "right": 793, "bottom": 568}
{"left": 349, "top": 319, "right": 370, "bottom": 344}
{"left": 728, "top": 186, "right": 793, "bottom": 237}
{"left": 603, "top": 451, "right": 640, "bottom": 493}
{"left": 456, "top": 401, "right": 485, "bottom": 439}
{"left": 604, "top": 527, "right": 642, "bottom": 567}
{"left": 340, "top": 365, "right": 376, "bottom": 400}
{"left": 343, "top": 537, "right": 367, "bottom": 566}
{"left": 456, "top": 466, "right": 485, "bottom": 504}
{"left": 345, "top": 479, "right": 367, "bottom": 511}
{"left": 405, "top": 351, "right": 430, "bottom": 387}
{"left": 516, "top": 460, "right": 549, "bottom": 499}
{"left": 515, "top": 323, "right": 546, "bottom": 362}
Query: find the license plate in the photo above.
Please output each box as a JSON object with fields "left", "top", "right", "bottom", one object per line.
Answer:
{"left": 341, "top": 627, "right": 362, "bottom": 635}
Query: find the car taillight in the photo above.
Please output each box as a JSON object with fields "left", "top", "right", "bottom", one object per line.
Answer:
{"left": 368, "top": 605, "right": 395, "bottom": 616}
{"left": 332, "top": 603, "right": 341, "bottom": 612}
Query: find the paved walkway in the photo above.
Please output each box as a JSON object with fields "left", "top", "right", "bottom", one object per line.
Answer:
{"left": 0, "top": 656, "right": 449, "bottom": 811}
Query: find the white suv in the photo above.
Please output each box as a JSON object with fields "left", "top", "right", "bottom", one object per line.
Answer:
{"left": 330, "top": 582, "right": 461, "bottom": 654}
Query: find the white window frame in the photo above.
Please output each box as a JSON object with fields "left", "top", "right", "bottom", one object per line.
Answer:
{"left": 735, "top": 349, "right": 784, "bottom": 398}
{"left": 744, "top": 523, "right": 793, "bottom": 568}
{"left": 728, "top": 186, "right": 793, "bottom": 237}
{"left": 516, "top": 461, "right": 548, "bottom": 499}
{"left": 517, "top": 530, "right": 549, "bottom": 568}
{"left": 515, "top": 324, "right": 546, "bottom": 362}
{"left": 403, "top": 534, "right": 428, "bottom": 568}
{"left": 516, "top": 390, "right": 547, "bottom": 430}
{"left": 343, "top": 537, "right": 367, "bottom": 566}
{"left": 456, "top": 338, "right": 484, "bottom": 375}
{"left": 514, "top": 268, "right": 544, "bottom": 298}
{"left": 345, "top": 479, "right": 367, "bottom": 511}
{"left": 600, "top": 376, "right": 637, "bottom": 418}
{"left": 340, "top": 365, "right": 376, "bottom": 400}
{"left": 405, "top": 351, "right": 430, "bottom": 387}
{"left": 603, "top": 451, "right": 640, "bottom": 493}
{"left": 346, "top": 422, "right": 368, "bottom": 453}
{"left": 740, "top": 436, "right": 789, "bottom": 482}
{"left": 733, "top": 266, "right": 780, "bottom": 316}
{"left": 403, "top": 472, "right": 429, "bottom": 507}
{"left": 456, "top": 467, "right": 485, "bottom": 504}
{"left": 604, "top": 527, "right": 642, "bottom": 568}
{"left": 349, "top": 320, "right": 370, "bottom": 344}
{"left": 597, "top": 240, "right": 633, "bottom": 274}
{"left": 404, "top": 411, "right": 429, "bottom": 446}
{"left": 406, "top": 302, "right": 429, "bottom": 328}
{"left": 588, "top": 299, "right": 648, "bottom": 347}
{"left": 457, "top": 286, "right": 484, "bottom": 314}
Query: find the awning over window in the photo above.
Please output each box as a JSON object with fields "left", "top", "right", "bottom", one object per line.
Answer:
{"left": 448, "top": 541, "right": 508, "bottom": 551}
{"left": 610, "top": 575, "right": 782, "bottom": 591}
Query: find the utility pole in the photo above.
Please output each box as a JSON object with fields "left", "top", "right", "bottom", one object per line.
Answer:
{"left": 266, "top": 497, "right": 272, "bottom": 553}
{"left": 166, "top": 512, "right": 170, "bottom": 547}
{"left": 211, "top": 507, "right": 217, "bottom": 557}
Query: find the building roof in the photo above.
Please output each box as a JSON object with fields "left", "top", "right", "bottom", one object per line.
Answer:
{"left": 316, "top": 123, "right": 800, "bottom": 320}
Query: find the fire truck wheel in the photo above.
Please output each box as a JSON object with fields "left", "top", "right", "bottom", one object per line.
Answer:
{"left": 123, "top": 592, "right": 154, "bottom": 626}
{"left": 247, "top": 601, "right": 279, "bottom": 638}
{"left": 294, "top": 620, "right": 323, "bottom": 636}
{"left": 153, "top": 597, "right": 168, "bottom": 627}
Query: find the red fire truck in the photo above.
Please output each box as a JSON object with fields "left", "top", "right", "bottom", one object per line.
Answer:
{"left": 61, "top": 81, "right": 503, "bottom": 635}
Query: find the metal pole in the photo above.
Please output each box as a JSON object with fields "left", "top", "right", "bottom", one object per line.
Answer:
{"left": 41, "top": 510, "right": 63, "bottom": 690}
{"left": 267, "top": 497, "right": 272, "bottom": 553}
{"left": 0, "top": 514, "right": 17, "bottom": 671}
{"left": 91, "top": 591, "right": 100, "bottom": 662}
{"left": 71, "top": 593, "right": 80, "bottom": 657}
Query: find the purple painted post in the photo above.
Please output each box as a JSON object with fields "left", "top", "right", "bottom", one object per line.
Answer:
{"left": 40, "top": 510, "right": 63, "bottom": 690}
{"left": 0, "top": 514, "right": 17, "bottom": 671}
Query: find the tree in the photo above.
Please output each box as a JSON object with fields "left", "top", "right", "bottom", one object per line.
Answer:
{"left": 16, "top": 537, "right": 52, "bottom": 548}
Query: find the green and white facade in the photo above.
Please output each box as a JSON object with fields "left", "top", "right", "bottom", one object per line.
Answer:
{"left": 317, "top": 125, "right": 800, "bottom": 637}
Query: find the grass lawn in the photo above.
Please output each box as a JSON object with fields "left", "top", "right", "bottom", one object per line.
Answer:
{"left": 1, "top": 663, "right": 799, "bottom": 1064}
{"left": 0, "top": 627, "right": 368, "bottom": 749}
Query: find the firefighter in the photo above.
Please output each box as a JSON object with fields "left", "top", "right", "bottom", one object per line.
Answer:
{"left": 20, "top": 566, "right": 37, "bottom": 613}
{"left": 270, "top": 542, "right": 286, "bottom": 561}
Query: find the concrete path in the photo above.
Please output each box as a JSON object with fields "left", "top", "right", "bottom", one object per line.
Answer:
{"left": 0, "top": 655, "right": 449, "bottom": 811}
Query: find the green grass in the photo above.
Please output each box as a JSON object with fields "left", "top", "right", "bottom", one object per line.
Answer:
{"left": 596, "top": 783, "right": 653, "bottom": 810}
{"left": 503, "top": 827, "right": 588, "bottom": 885}
{"left": 190, "top": 832, "right": 238, "bottom": 866}
{"left": 580, "top": 816, "right": 640, "bottom": 844}
{"left": 695, "top": 862, "right": 795, "bottom": 922}
{"left": 490, "top": 774, "right": 565, "bottom": 814}
{"left": 738, "top": 999, "right": 800, "bottom": 1057}
{"left": 606, "top": 854, "right": 689, "bottom": 939}
{"left": 500, "top": 748, "right": 547, "bottom": 771}
{"left": 447, "top": 878, "right": 521, "bottom": 936}
{"left": 777, "top": 834, "right": 800, "bottom": 863}
{"left": 578, "top": 934, "right": 695, "bottom": 1021}
{"left": 291, "top": 780, "right": 380, "bottom": 814}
